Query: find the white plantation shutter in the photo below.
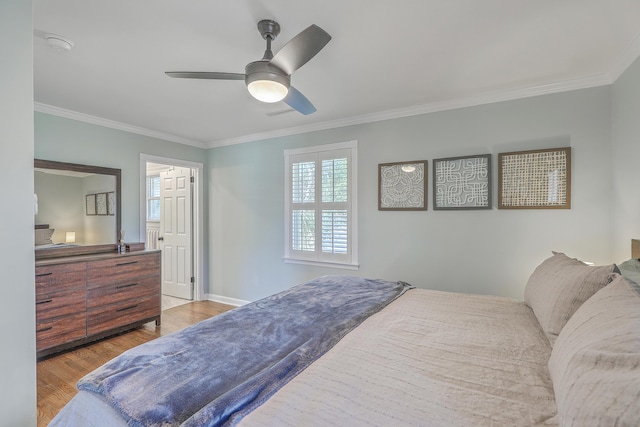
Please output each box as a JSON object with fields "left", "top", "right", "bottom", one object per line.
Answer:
{"left": 322, "top": 210, "right": 347, "bottom": 254}
{"left": 146, "top": 175, "right": 161, "bottom": 221}
{"left": 285, "top": 141, "right": 358, "bottom": 268}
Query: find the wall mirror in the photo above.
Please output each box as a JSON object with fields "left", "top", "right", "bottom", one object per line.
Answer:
{"left": 34, "top": 159, "right": 121, "bottom": 259}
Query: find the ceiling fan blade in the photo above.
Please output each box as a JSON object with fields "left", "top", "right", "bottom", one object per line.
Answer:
{"left": 270, "top": 24, "right": 331, "bottom": 75}
{"left": 283, "top": 86, "right": 316, "bottom": 115}
{"left": 165, "top": 72, "right": 245, "bottom": 80}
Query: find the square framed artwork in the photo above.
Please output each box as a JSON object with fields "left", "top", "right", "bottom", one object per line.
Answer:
{"left": 433, "top": 154, "right": 491, "bottom": 210}
{"left": 378, "top": 160, "right": 428, "bottom": 211}
{"left": 96, "top": 192, "right": 108, "bottom": 215}
{"left": 85, "top": 194, "right": 96, "bottom": 215}
{"left": 498, "top": 147, "right": 571, "bottom": 209}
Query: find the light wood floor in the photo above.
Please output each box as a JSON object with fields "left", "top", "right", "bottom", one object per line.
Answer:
{"left": 37, "top": 301, "right": 234, "bottom": 427}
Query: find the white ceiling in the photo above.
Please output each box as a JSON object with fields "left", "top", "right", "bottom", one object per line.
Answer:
{"left": 33, "top": 1, "right": 640, "bottom": 148}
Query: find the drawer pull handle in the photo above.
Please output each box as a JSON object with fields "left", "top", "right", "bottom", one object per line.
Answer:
{"left": 36, "top": 299, "right": 53, "bottom": 305}
{"left": 36, "top": 272, "right": 53, "bottom": 277}
{"left": 116, "top": 283, "right": 138, "bottom": 289}
{"left": 116, "top": 304, "right": 138, "bottom": 312}
{"left": 116, "top": 261, "right": 138, "bottom": 267}
{"left": 37, "top": 326, "right": 53, "bottom": 333}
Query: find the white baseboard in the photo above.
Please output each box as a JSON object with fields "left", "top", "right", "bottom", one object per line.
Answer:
{"left": 205, "top": 293, "right": 250, "bottom": 307}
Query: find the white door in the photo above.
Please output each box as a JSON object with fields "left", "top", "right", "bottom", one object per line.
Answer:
{"left": 159, "top": 166, "right": 193, "bottom": 299}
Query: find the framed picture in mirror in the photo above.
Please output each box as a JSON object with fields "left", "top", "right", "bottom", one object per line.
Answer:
{"left": 96, "top": 192, "right": 107, "bottom": 215}
{"left": 86, "top": 194, "right": 96, "bottom": 215}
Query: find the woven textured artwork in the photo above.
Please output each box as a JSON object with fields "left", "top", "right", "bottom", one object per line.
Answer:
{"left": 379, "top": 161, "right": 427, "bottom": 210}
{"left": 499, "top": 147, "right": 570, "bottom": 208}
{"left": 434, "top": 155, "right": 491, "bottom": 209}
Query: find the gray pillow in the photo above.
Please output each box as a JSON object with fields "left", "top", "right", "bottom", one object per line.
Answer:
{"left": 617, "top": 258, "right": 640, "bottom": 285}
{"left": 524, "top": 252, "right": 616, "bottom": 346}
{"left": 548, "top": 274, "right": 640, "bottom": 425}
{"left": 35, "top": 228, "right": 54, "bottom": 246}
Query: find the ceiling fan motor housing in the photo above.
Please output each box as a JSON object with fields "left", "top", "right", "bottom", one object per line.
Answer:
{"left": 245, "top": 60, "right": 291, "bottom": 90}
{"left": 257, "top": 19, "right": 281, "bottom": 41}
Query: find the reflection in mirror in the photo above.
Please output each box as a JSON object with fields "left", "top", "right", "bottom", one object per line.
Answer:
{"left": 34, "top": 159, "right": 121, "bottom": 258}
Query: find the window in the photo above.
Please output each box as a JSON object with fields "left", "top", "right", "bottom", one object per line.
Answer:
{"left": 146, "top": 175, "right": 160, "bottom": 221}
{"left": 284, "top": 140, "right": 358, "bottom": 268}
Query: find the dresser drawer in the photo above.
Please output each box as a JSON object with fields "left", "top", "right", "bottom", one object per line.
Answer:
{"left": 36, "top": 312, "right": 86, "bottom": 351}
{"left": 36, "top": 263, "right": 86, "bottom": 297}
{"left": 87, "top": 275, "right": 160, "bottom": 309}
{"left": 87, "top": 295, "right": 161, "bottom": 336}
{"left": 36, "top": 288, "right": 85, "bottom": 321}
{"left": 86, "top": 253, "right": 161, "bottom": 288}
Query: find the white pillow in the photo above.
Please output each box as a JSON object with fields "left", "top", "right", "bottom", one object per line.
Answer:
{"left": 35, "top": 228, "right": 54, "bottom": 246}
{"left": 524, "top": 252, "right": 617, "bottom": 346}
{"left": 548, "top": 274, "right": 640, "bottom": 426}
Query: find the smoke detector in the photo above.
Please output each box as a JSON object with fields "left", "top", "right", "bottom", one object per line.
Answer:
{"left": 44, "top": 33, "right": 74, "bottom": 52}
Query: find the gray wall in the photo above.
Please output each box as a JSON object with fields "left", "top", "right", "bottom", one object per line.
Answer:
{"left": 612, "top": 56, "right": 640, "bottom": 261}
{"left": 83, "top": 174, "right": 118, "bottom": 245}
{"left": 0, "top": 0, "right": 36, "bottom": 424}
{"left": 35, "top": 172, "right": 86, "bottom": 244}
{"left": 35, "top": 171, "right": 118, "bottom": 245}
{"left": 34, "top": 82, "right": 620, "bottom": 307}
{"left": 208, "top": 86, "right": 613, "bottom": 302}
{"left": 34, "top": 112, "right": 209, "bottom": 250}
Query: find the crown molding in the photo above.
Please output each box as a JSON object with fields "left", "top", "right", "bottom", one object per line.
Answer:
{"left": 34, "top": 102, "right": 207, "bottom": 148}
{"left": 35, "top": 70, "right": 618, "bottom": 151}
{"left": 207, "top": 73, "right": 612, "bottom": 148}
{"left": 607, "top": 31, "right": 640, "bottom": 82}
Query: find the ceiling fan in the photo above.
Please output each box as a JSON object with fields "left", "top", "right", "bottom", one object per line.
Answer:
{"left": 166, "top": 19, "right": 331, "bottom": 115}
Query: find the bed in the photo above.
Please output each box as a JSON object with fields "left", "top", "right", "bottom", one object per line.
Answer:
{"left": 34, "top": 226, "right": 80, "bottom": 250}
{"left": 50, "top": 252, "right": 640, "bottom": 426}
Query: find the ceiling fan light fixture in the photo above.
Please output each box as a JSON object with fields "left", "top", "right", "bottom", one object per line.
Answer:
{"left": 166, "top": 20, "right": 331, "bottom": 114}
{"left": 247, "top": 79, "right": 289, "bottom": 103}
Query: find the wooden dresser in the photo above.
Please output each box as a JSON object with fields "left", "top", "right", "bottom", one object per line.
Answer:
{"left": 35, "top": 250, "right": 161, "bottom": 358}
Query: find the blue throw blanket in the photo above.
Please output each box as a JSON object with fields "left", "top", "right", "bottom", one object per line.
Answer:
{"left": 78, "top": 275, "right": 411, "bottom": 426}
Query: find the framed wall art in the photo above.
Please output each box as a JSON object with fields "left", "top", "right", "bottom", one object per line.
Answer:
{"left": 498, "top": 147, "right": 571, "bottom": 209}
{"left": 96, "top": 192, "right": 108, "bottom": 215}
{"left": 433, "top": 154, "right": 491, "bottom": 210}
{"left": 85, "top": 194, "right": 96, "bottom": 215}
{"left": 107, "top": 192, "right": 115, "bottom": 216}
{"left": 378, "top": 160, "right": 427, "bottom": 211}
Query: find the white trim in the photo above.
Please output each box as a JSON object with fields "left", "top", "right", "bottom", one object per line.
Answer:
{"left": 283, "top": 258, "right": 360, "bottom": 270}
{"left": 608, "top": 31, "right": 640, "bottom": 82}
{"left": 205, "top": 293, "right": 250, "bottom": 307}
{"left": 35, "top": 71, "right": 624, "bottom": 151}
{"left": 350, "top": 143, "right": 359, "bottom": 265}
{"left": 284, "top": 139, "right": 358, "bottom": 156}
{"left": 139, "top": 154, "right": 205, "bottom": 301}
{"left": 284, "top": 140, "right": 359, "bottom": 268}
{"left": 35, "top": 102, "right": 207, "bottom": 148}
{"left": 207, "top": 74, "right": 612, "bottom": 148}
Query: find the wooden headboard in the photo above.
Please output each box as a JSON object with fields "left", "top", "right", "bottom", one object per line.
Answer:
{"left": 632, "top": 239, "right": 640, "bottom": 259}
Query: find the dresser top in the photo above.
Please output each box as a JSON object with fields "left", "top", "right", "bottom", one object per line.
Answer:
{"left": 35, "top": 249, "right": 160, "bottom": 267}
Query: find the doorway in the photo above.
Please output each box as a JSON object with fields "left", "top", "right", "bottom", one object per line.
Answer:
{"left": 139, "top": 154, "right": 204, "bottom": 304}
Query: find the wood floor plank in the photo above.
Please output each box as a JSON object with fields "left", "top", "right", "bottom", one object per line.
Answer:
{"left": 37, "top": 301, "right": 234, "bottom": 427}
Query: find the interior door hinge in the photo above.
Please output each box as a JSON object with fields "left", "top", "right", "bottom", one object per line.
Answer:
{"left": 190, "top": 276, "right": 195, "bottom": 284}
{"left": 190, "top": 176, "right": 194, "bottom": 183}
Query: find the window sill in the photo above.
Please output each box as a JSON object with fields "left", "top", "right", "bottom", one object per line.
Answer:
{"left": 283, "top": 257, "right": 359, "bottom": 270}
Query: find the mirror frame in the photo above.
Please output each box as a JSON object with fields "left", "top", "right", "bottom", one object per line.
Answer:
{"left": 34, "top": 159, "right": 122, "bottom": 259}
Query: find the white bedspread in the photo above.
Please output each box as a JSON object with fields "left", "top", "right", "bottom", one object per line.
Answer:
{"left": 241, "top": 288, "right": 558, "bottom": 426}
{"left": 51, "top": 288, "right": 558, "bottom": 426}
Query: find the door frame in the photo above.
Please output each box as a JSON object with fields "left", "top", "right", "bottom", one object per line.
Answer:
{"left": 139, "top": 154, "right": 204, "bottom": 301}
